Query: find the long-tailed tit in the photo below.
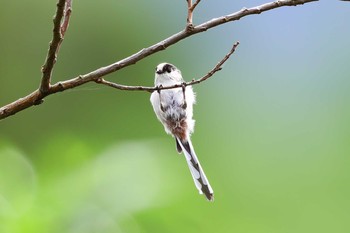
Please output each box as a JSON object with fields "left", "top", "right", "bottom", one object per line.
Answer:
{"left": 150, "top": 63, "right": 214, "bottom": 201}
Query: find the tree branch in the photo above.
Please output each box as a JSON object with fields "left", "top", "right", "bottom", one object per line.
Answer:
{"left": 40, "top": 0, "right": 72, "bottom": 94}
{"left": 95, "top": 41, "right": 240, "bottom": 92}
{"left": 0, "top": 0, "right": 318, "bottom": 120}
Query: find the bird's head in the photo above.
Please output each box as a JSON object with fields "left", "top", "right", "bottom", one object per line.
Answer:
{"left": 154, "top": 63, "right": 183, "bottom": 85}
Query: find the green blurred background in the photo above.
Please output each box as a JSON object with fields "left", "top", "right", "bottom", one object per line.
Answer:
{"left": 1, "top": 0, "right": 350, "bottom": 232}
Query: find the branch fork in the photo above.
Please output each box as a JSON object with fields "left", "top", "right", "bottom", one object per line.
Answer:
{"left": 39, "top": 0, "right": 72, "bottom": 94}
{"left": 186, "top": 0, "right": 201, "bottom": 30}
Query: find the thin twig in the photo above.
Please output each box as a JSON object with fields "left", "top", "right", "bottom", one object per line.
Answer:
{"left": 0, "top": 0, "right": 318, "bottom": 120}
{"left": 95, "top": 41, "right": 240, "bottom": 92}
{"left": 40, "top": 0, "right": 71, "bottom": 94}
{"left": 191, "top": 0, "right": 201, "bottom": 11}
{"left": 188, "top": 41, "right": 239, "bottom": 85}
{"left": 60, "top": 0, "right": 72, "bottom": 36}
{"left": 56, "top": 0, "right": 72, "bottom": 59}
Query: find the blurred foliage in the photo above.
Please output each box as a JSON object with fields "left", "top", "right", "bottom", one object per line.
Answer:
{"left": 1, "top": 0, "right": 350, "bottom": 233}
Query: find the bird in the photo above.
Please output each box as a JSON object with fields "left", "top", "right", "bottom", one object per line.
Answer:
{"left": 150, "top": 63, "right": 214, "bottom": 201}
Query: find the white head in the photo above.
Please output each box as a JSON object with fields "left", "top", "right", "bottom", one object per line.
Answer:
{"left": 154, "top": 63, "right": 183, "bottom": 85}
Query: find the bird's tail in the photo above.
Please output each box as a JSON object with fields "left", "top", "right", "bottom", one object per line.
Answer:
{"left": 176, "top": 138, "right": 214, "bottom": 201}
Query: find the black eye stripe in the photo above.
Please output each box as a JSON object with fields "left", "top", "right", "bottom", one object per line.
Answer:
{"left": 155, "top": 64, "right": 175, "bottom": 74}
{"left": 163, "top": 64, "right": 173, "bottom": 73}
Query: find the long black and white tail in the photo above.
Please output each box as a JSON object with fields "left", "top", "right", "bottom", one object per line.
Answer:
{"left": 176, "top": 138, "right": 214, "bottom": 201}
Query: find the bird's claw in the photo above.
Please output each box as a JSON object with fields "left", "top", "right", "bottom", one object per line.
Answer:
{"left": 156, "top": 84, "right": 163, "bottom": 94}
{"left": 181, "top": 82, "right": 187, "bottom": 109}
{"left": 157, "top": 85, "right": 167, "bottom": 112}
